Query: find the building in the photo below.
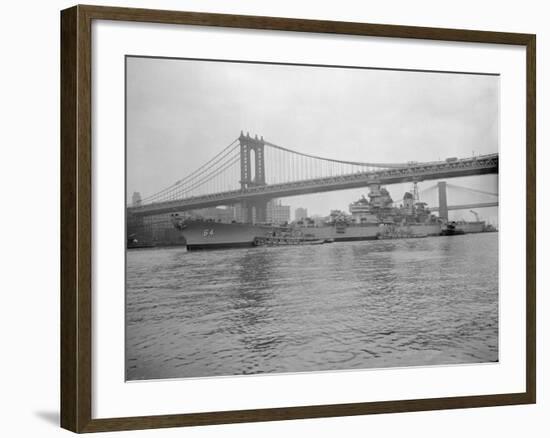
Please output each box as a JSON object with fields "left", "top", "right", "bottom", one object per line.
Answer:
{"left": 295, "top": 207, "right": 308, "bottom": 221}
{"left": 131, "top": 191, "right": 142, "bottom": 206}
{"left": 267, "top": 199, "right": 291, "bottom": 225}
{"left": 127, "top": 212, "right": 186, "bottom": 248}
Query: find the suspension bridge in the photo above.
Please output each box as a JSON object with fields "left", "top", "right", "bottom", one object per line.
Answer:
{"left": 416, "top": 182, "right": 498, "bottom": 215}
{"left": 128, "top": 132, "right": 499, "bottom": 222}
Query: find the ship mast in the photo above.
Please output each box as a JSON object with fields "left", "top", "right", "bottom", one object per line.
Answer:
{"left": 411, "top": 181, "right": 419, "bottom": 202}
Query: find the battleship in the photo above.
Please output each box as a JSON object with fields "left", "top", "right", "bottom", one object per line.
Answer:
{"left": 170, "top": 184, "right": 455, "bottom": 250}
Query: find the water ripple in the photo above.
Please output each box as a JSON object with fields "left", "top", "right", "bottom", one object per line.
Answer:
{"left": 126, "top": 234, "right": 498, "bottom": 380}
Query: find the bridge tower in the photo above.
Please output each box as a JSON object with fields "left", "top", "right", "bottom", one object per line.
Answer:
{"left": 239, "top": 131, "right": 266, "bottom": 188}
{"left": 438, "top": 181, "right": 448, "bottom": 222}
{"left": 239, "top": 132, "right": 268, "bottom": 223}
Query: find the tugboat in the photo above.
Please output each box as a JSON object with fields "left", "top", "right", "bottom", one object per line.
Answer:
{"left": 253, "top": 229, "right": 327, "bottom": 246}
{"left": 440, "top": 221, "right": 465, "bottom": 236}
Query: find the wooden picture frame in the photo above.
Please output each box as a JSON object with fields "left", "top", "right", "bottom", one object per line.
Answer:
{"left": 61, "top": 4, "right": 536, "bottom": 433}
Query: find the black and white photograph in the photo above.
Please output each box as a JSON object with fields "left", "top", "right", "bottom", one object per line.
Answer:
{"left": 125, "top": 56, "right": 499, "bottom": 381}
{"left": 2, "top": 0, "right": 544, "bottom": 435}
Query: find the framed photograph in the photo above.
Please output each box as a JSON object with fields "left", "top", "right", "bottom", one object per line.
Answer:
{"left": 60, "top": 5, "right": 536, "bottom": 433}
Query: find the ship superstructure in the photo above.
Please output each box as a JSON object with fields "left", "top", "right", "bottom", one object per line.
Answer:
{"left": 347, "top": 183, "right": 437, "bottom": 226}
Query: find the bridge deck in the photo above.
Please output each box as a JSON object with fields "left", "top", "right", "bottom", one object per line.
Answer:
{"left": 129, "top": 154, "right": 498, "bottom": 217}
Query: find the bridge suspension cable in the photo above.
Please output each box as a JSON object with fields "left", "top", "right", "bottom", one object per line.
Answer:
{"left": 445, "top": 183, "right": 498, "bottom": 197}
{"left": 138, "top": 135, "right": 432, "bottom": 205}
{"left": 418, "top": 183, "right": 498, "bottom": 198}
{"left": 172, "top": 153, "right": 241, "bottom": 199}
{"left": 418, "top": 183, "right": 438, "bottom": 195}
{"left": 263, "top": 140, "right": 413, "bottom": 169}
{"left": 140, "top": 138, "right": 239, "bottom": 204}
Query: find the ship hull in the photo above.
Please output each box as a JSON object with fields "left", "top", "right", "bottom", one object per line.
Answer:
{"left": 456, "top": 221, "right": 485, "bottom": 233}
{"left": 299, "top": 223, "right": 441, "bottom": 242}
{"left": 177, "top": 221, "right": 273, "bottom": 250}
{"left": 391, "top": 223, "right": 441, "bottom": 236}
{"left": 177, "top": 221, "right": 443, "bottom": 251}
{"left": 305, "top": 224, "right": 380, "bottom": 241}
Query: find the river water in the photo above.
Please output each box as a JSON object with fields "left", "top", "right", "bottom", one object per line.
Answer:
{"left": 126, "top": 233, "right": 498, "bottom": 380}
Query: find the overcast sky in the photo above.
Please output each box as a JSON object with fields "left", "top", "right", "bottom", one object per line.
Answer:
{"left": 126, "top": 56, "right": 499, "bottom": 223}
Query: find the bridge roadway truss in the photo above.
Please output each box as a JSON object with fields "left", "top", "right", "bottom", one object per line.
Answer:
{"left": 129, "top": 153, "right": 498, "bottom": 217}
